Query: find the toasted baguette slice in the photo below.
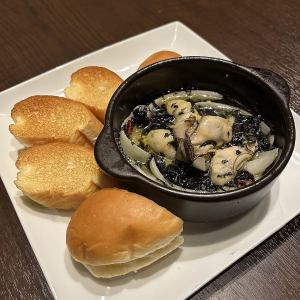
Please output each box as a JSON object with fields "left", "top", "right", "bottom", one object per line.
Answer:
{"left": 15, "top": 142, "right": 118, "bottom": 209}
{"left": 64, "top": 66, "right": 123, "bottom": 123}
{"left": 138, "top": 50, "right": 181, "bottom": 70}
{"left": 9, "top": 95, "right": 103, "bottom": 147}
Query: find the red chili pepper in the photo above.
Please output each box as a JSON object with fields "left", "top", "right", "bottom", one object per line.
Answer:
{"left": 236, "top": 179, "right": 253, "bottom": 188}
{"left": 127, "top": 119, "right": 133, "bottom": 136}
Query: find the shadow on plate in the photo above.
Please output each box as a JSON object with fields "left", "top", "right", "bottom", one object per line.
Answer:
{"left": 17, "top": 195, "right": 73, "bottom": 222}
{"left": 64, "top": 247, "right": 182, "bottom": 296}
{"left": 9, "top": 138, "right": 24, "bottom": 161}
{"left": 179, "top": 181, "right": 279, "bottom": 260}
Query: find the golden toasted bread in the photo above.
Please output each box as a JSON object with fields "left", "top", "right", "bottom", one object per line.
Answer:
{"left": 64, "top": 67, "right": 123, "bottom": 123}
{"left": 9, "top": 95, "right": 103, "bottom": 147}
{"left": 138, "top": 50, "right": 181, "bottom": 70}
{"left": 15, "top": 142, "right": 119, "bottom": 209}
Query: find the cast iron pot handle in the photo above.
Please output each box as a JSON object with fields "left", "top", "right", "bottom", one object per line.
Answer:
{"left": 248, "top": 67, "right": 290, "bottom": 104}
{"left": 94, "top": 125, "right": 139, "bottom": 180}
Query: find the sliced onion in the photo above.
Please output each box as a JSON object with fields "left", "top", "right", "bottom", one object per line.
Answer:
{"left": 195, "top": 101, "right": 252, "bottom": 116}
{"left": 193, "top": 156, "right": 208, "bottom": 171}
{"left": 245, "top": 141, "right": 258, "bottom": 154}
{"left": 121, "top": 113, "right": 133, "bottom": 127}
{"left": 119, "top": 130, "right": 150, "bottom": 163}
{"left": 243, "top": 148, "right": 279, "bottom": 176}
{"left": 154, "top": 90, "right": 223, "bottom": 106}
{"left": 233, "top": 153, "right": 252, "bottom": 174}
{"left": 275, "top": 135, "right": 285, "bottom": 148}
{"left": 164, "top": 91, "right": 187, "bottom": 100}
{"left": 171, "top": 183, "right": 195, "bottom": 192}
{"left": 260, "top": 121, "right": 271, "bottom": 135}
{"left": 189, "top": 90, "right": 223, "bottom": 101}
{"left": 147, "top": 103, "right": 155, "bottom": 118}
{"left": 154, "top": 97, "right": 165, "bottom": 106}
{"left": 268, "top": 134, "right": 275, "bottom": 147}
{"left": 149, "top": 158, "right": 168, "bottom": 183}
{"left": 133, "top": 164, "right": 158, "bottom": 182}
{"left": 154, "top": 91, "right": 188, "bottom": 106}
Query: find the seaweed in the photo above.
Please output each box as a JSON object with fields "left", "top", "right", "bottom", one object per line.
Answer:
{"left": 132, "top": 105, "right": 149, "bottom": 127}
{"left": 228, "top": 111, "right": 271, "bottom": 150}
{"left": 156, "top": 158, "right": 218, "bottom": 192}
{"left": 142, "top": 106, "right": 175, "bottom": 133}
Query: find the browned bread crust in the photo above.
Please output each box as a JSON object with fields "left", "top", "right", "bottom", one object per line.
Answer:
{"left": 9, "top": 95, "right": 103, "bottom": 147}
{"left": 138, "top": 50, "right": 181, "bottom": 70}
{"left": 15, "top": 143, "right": 118, "bottom": 209}
{"left": 64, "top": 66, "right": 123, "bottom": 123}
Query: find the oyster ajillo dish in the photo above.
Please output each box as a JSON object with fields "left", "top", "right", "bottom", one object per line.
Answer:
{"left": 119, "top": 90, "right": 279, "bottom": 193}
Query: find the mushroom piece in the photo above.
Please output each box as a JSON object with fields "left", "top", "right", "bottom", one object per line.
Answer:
{"left": 176, "top": 139, "right": 187, "bottom": 161}
{"left": 166, "top": 99, "right": 192, "bottom": 117}
{"left": 189, "top": 115, "right": 234, "bottom": 146}
{"left": 172, "top": 111, "right": 201, "bottom": 139}
{"left": 146, "top": 129, "right": 176, "bottom": 160}
{"left": 210, "top": 146, "right": 253, "bottom": 185}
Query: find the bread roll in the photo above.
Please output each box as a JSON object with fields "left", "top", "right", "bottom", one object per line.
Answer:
{"left": 66, "top": 188, "right": 183, "bottom": 277}
{"left": 64, "top": 66, "right": 123, "bottom": 123}
{"left": 15, "top": 142, "right": 118, "bottom": 209}
{"left": 9, "top": 95, "right": 103, "bottom": 147}
{"left": 138, "top": 50, "right": 181, "bottom": 70}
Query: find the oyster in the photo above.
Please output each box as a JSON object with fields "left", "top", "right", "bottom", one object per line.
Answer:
{"left": 166, "top": 99, "right": 192, "bottom": 117}
{"left": 172, "top": 111, "right": 201, "bottom": 139}
{"left": 145, "top": 129, "right": 176, "bottom": 160}
{"left": 210, "top": 146, "right": 253, "bottom": 185}
{"left": 189, "top": 116, "right": 235, "bottom": 146}
{"left": 119, "top": 89, "right": 277, "bottom": 192}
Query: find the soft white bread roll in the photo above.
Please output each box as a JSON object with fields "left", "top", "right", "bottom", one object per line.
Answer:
{"left": 9, "top": 95, "right": 103, "bottom": 147}
{"left": 138, "top": 50, "right": 181, "bottom": 70}
{"left": 66, "top": 188, "right": 184, "bottom": 278}
{"left": 15, "top": 142, "right": 118, "bottom": 209}
{"left": 64, "top": 66, "right": 123, "bottom": 123}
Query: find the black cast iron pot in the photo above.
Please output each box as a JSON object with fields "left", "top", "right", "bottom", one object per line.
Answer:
{"left": 95, "top": 57, "right": 295, "bottom": 222}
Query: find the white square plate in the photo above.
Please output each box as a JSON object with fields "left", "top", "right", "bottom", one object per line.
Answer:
{"left": 0, "top": 21, "right": 299, "bottom": 300}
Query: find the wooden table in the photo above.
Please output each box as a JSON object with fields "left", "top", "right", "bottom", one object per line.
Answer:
{"left": 0, "top": 1, "right": 299, "bottom": 299}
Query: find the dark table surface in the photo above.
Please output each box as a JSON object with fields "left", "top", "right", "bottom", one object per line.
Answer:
{"left": 0, "top": 1, "right": 299, "bottom": 299}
